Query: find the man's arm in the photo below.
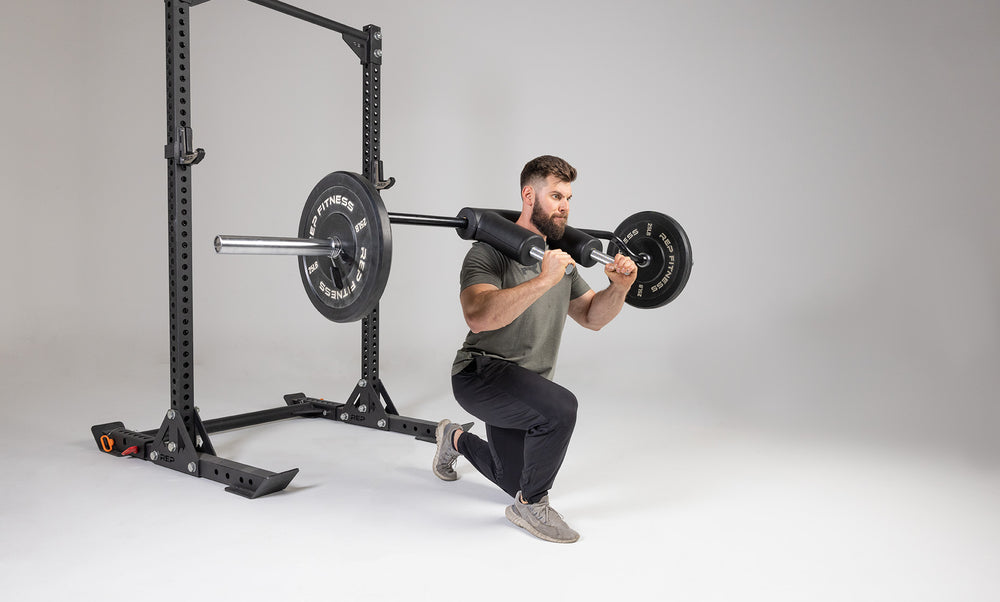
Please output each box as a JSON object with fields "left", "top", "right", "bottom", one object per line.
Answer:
{"left": 461, "top": 249, "right": 575, "bottom": 333}
{"left": 568, "top": 254, "right": 638, "bottom": 331}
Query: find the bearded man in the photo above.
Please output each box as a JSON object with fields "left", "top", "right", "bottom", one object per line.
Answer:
{"left": 432, "top": 155, "right": 637, "bottom": 543}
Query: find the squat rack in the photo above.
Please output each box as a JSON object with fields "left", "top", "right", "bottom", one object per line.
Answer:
{"left": 91, "top": 0, "right": 444, "bottom": 498}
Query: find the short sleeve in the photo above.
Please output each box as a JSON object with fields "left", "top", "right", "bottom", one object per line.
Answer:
{"left": 568, "top": 266, "right": 591, "bottom": 300}
{"left": 460, "top": 242, "right": 506, "bottom": 290}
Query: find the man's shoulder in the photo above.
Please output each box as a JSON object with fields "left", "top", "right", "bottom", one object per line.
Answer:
{"left": 460, "top": 242, "right": 508, "bottom": 289}
{"left": 464, "top": 241, "right": 508, "bottom": 266}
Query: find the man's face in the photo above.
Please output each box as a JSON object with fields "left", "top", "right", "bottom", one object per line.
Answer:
{"left": 529, "top": 175, "right": 572, "bottom": 240}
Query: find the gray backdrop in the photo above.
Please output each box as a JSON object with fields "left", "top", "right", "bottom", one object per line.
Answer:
{"left": 1, "top": 1, "right": 999, "bottom": 597}
{"left": 4, "top": 0, "right": 996, "bottom": 453}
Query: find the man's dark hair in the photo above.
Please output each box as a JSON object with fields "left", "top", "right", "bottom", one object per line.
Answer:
{"left": 520, "top": 155, "right": 577, "bottom": 189}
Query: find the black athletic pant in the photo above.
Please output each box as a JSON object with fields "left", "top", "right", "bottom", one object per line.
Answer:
{"left": 451, "top": 356, "right": 578, "bottom": 504}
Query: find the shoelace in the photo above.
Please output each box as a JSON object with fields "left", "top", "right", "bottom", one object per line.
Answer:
{"left": 439, "top": 445, "right": 459, "bottom": 468}
{"left": 528, "top": 500, "right": 564, "bottom": 523}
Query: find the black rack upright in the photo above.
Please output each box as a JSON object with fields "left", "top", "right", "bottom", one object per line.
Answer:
{"left": 91, "top": 0, "right": 445, "bottom": 498}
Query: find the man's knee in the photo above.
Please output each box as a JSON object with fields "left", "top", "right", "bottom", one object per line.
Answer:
{"left": 550, "top": 388, "right": 578, "bottom": 430}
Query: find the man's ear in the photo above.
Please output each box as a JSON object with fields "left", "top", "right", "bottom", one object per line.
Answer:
{"left": 521, "top": 185, "right": 534, "bottom": 206}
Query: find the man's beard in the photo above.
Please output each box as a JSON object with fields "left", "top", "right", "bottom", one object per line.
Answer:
{"left": 531, "top": 202, "right": 567, "bottom": 240}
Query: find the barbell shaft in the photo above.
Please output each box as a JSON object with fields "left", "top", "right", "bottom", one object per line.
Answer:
{"left": 215, "top": 232, "right": 620, "bottom": 271}
{"left": 216, "top": 232, "right": 570, "bottom": 272}
{"left": 214, "top": 235, "right": 342, "bottom": 256}
{"left": 388, "top": 212, "right": 467, "bottom": 228}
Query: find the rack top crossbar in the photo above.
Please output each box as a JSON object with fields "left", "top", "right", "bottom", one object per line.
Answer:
{"left": 246, "top": 0, "right": 367, "bottom": 41}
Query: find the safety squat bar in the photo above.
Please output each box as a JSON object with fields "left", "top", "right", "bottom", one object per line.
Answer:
{"left": 213, "top": 211, "right": 645, "bottom": 272}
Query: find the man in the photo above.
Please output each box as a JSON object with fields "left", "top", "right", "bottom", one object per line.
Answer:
{"left": 433, "top": 155, "right": 637, "bottom": 543}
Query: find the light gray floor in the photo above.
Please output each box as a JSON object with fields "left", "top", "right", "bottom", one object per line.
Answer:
{"left": 2, "top": 344, "right": 998, "bottom": 601}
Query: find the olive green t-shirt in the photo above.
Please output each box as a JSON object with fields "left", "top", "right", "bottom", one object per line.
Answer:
{"left": 452, "top": 242, "right": 592, "bottom": 380}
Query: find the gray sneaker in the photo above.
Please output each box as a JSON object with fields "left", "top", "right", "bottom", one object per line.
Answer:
{"left": 433, "top": 419, "right": 462, "bottom": 481}
{"left": 505, "top": 491, "right": 580, "bottom": 543}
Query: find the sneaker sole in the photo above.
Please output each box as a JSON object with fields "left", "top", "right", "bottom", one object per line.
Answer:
{"left": 505, "top": 505, "right": 579, "bottom": 544}
{"left": 432, "top": 420, "right": 458, "bottom": 481}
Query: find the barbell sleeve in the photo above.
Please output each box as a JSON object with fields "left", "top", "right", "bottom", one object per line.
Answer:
{"left": 214, "top": 235, "right": 342, "bottom": 257}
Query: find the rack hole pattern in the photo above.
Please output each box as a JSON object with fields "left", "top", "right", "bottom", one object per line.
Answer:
{"left": 166, "top": 1, "right": 195, "bottom": 425}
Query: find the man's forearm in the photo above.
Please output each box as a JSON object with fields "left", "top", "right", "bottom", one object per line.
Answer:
{"left": 463, "top": 250, "right": 575, "bottom": 333}
{"left": 463, "top": 278, "right": 552, "bottom": 333}
{"left": 582, "top": 283, "right": 630, "bottom": 330}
